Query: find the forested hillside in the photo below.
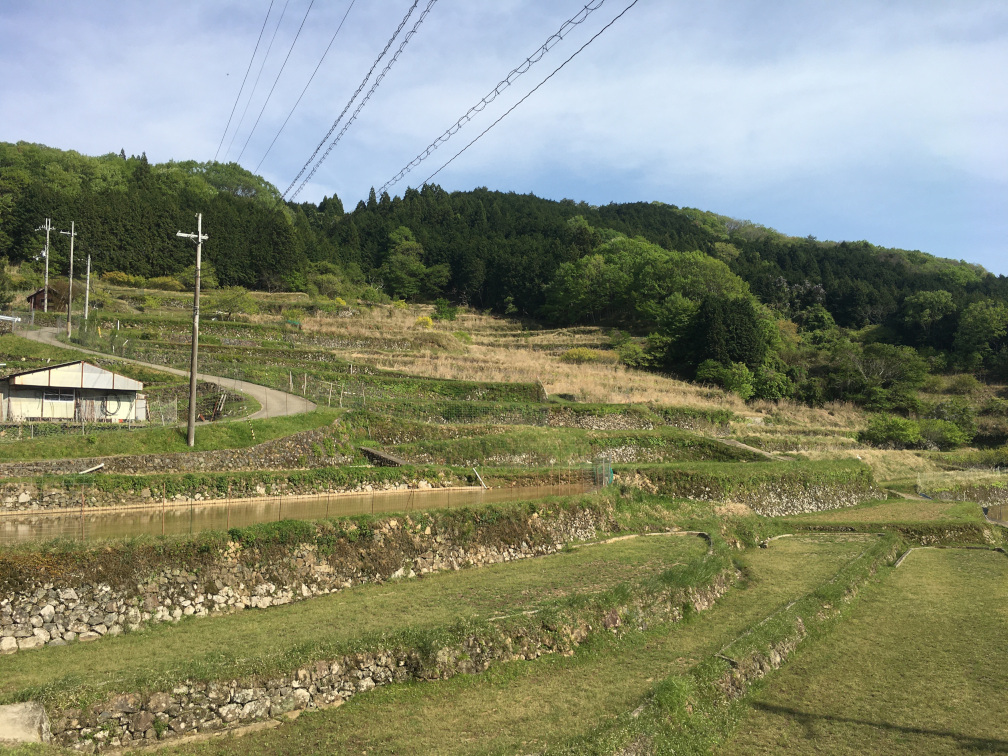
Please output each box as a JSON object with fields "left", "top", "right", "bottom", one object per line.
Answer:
{"left": 3, "top": 140, "right": 1008, "bottom": 422}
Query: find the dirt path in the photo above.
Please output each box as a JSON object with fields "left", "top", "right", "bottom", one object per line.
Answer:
{"left": 717, "top": 437, "right": 793, "bottom": 462}
{"left": 17, "top": 327, "right": 316, "bottom": 421}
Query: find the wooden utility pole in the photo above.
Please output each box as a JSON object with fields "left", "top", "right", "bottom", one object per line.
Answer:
{"left": 36, "top": 218, "right": 52, "bottom": 312}
{"left": 59, "top": 221, "right": 76, "bottom": 338}
{"left": 176, "top": 214, "right": 209, "bottom": 447}
{"left": 84, "top": 255, "right": 91, "bottom": 322}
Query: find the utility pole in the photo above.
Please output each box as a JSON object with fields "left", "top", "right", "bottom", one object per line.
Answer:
{"left": 59, "top": 221, "right": 76, "bottom": 338}
{"left": 176, "top": 213, "right": 208, "bottom": 447}
{"left": 84, "top": 255, "right": 91, "bottom": 323}
{"left": 35, "top": 218, "right": 52, "bottom": 312}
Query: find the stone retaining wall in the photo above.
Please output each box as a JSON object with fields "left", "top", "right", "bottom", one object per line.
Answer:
{"left": 0, "top": 505, "right": 612, "bottom": 657}
{"left": 45, "top": 567, "right": 733, "bottom": 752}
{"left": 618, "top": 471, "right": 880, "bottom": 517}
{"left": 0, "top": 426, "right": 349, "bottom": 484}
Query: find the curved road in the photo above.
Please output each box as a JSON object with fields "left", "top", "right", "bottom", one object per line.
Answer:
{"left": 18, "top": 327, "right": 315, "bottom": 420}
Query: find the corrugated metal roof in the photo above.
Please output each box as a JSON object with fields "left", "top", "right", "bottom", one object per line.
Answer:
{"left": 4, "top": 361, "right": 143, "bottom": 391}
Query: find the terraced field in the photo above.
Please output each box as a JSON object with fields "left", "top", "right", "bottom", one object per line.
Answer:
{"left": 1, "top": 294, "right": 1005, "bottom": 755}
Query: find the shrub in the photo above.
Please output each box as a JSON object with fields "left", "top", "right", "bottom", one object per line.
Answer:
{"left": 753, "top": 367, "right": 794, "bottom": 401}
{"left": 947, "top": 373, "right": 981, "bottom": 396}
{"left": 453, "top": 331, "right": 472, "bottom": 344}
{"left": 696, "top": 359, "right": 755, "bottom": 401}
{"left": 102, "top": 271, "right": 145, "bottom": 287}
{"left": 926, "top": 397, "right": 977, "bottom": 441}
{"left": 414, "top": 315, "right": 433, "bottom": 329}
{"left": 918, "top": 418, "right": 970, "bottom": 450}
{"left": 432, "top": 298, "right": 458, "bottom": 321}
{"left": 615, "top": 340, "right": 649, "bottom": 368}
{"left": 147, "top": 276, "right": 184, "bottom": 292}
{"left": 858, "top": 414, "right": 921, "bottom": 448}
{"left": 559, "top": 347, "right": 617, "bottom": 365}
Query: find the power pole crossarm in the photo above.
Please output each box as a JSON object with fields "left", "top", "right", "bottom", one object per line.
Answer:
{"left": 176, "top": 214, "right": 209, "bottom": 447}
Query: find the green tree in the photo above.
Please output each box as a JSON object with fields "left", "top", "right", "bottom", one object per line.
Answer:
{"left": 902, "top": 290, "right": 955, "bottom": 345}
{"left": 0, "top": 256, "right": 13, "bottom": 310}
{"left": 954, "top": 301, "right": 1008, "bottom": 371}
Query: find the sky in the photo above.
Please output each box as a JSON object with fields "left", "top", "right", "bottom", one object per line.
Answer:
{"left": 2, "top": 0, "right": 1005, "bottom": 274}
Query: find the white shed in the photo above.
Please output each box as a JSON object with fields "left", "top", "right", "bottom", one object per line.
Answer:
{"left": 1, "top": 361, "right": 146, "bottom": 423}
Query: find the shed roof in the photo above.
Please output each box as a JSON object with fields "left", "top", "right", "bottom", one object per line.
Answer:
{"left": 4, "top": 361, "right": 143, "bottom": 391}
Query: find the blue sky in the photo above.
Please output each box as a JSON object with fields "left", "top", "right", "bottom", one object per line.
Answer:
{"left": 2, "top": 0, "right": 1005, "bottom": 274}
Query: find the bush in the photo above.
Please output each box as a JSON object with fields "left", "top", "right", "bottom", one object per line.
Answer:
{"left": 432, "top": 298, "right": 458, "bottom": 321}
{"left": 918, "top": 418, "right": 970, "bottom": 450}
{"left": 696, "top": 359, "right": 755, "bottom": 401}
{"left": 926, "top": 397, "right": 976, "bottom": 441}
{"left": 147, "top": 276, "right": 184, "bottom": 292}
{"left": 753, "top": 367, "right": 794, "bottom": 401}
{"left": 414, "top": 315, "right": 433, "bottom": 329}
{"left": 947, "top": 373, "right": 981, "bottom": 395}
{"left": 102, "top": 271, "right": 146, "bottom": 287}
{"left": 858, "top": 414, "right": 921, "bottom": 449}
{"left": 559, "top": 347, "right": 618, "bottom": 365}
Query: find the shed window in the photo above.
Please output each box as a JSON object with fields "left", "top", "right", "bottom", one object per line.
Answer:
{"left": 43, "top": 389, "right": 75, "bottom": 402}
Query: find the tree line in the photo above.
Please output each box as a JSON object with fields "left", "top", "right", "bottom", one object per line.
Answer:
{"left": 3, "top": 141, "right": 1007, "bottom": 416}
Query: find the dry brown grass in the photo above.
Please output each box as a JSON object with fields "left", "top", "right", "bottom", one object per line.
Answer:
{"left": 798, "top": 448, "right": 943, "bottom": 484}
{"left": 285, "top": 304, "right": 876, "bottom": 430}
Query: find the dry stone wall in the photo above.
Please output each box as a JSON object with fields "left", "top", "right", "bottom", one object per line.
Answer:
{"left": 0, "top": 505, "right": 612, "bottom": 658}
{"left": 45, "top": 565, "right": 734, "bottom": 752}
{"left": 0, "top": 426, "right": 349, "bottom": 483}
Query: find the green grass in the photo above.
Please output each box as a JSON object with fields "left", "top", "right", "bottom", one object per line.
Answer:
{"left": 0, "top": 534, "right": 708, "bottom": 709}
{"left": 388, "top": 425, "right": 759, "bottom": 466}
{"left": 719, "top": 547, "right": 1008, "bottom": 755}
{"left": 783, "top": 496, "right": 987, "bottom": 524}
{"left": 147, "top": 536, "right": 872, "bottom": 756}
{"left": 0, "top": 409, "right": 339, "bottom": 462}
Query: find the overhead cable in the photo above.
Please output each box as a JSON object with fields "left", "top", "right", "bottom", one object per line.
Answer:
{"left": 254, "top": 0, "right": 357, "bottom": 174}
{"left": 282, "top": 0, "right": 424, "bottom": 200}
{"left": 224, "top": 0, "right": 292, "bottom": 161}
{"left": 379, "top": 0, "right": 606, "bottom": 195}
{"left": 215, "top": 0, "right": 275, "bottom": 162}
{"left": 422, "top": 0, "right": 640, "bottom": 187}
{"left": 286, "top": 0, "right": 439, "bottom": 201}
{"left": 236, "top": 0, "right": 317, "bottom": 162}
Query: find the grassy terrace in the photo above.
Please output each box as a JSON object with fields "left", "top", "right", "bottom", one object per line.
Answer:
{"left": 0, "top": 410, "right": 338, "bottom": 462}
{"left": 0, "top": 534, "right": 710, "bottom": 710}
{"left": 150, "top": 536, "right": 875, "bottom": 755}
{"left": 783, "top": 496, "right": 989, "bottom": 525}
{"left": 720, "top": 547, "right": 1008, "bottom": 755}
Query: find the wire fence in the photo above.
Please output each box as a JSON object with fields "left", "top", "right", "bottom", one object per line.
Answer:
{"left": 0, "top": 398, "right": 180, "bottom": 444}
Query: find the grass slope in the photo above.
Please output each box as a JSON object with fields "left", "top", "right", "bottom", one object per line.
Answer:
{"left": 150, "top": 536, "right": 871, "bottom": 755}
{"left": 719, "top": 547, "right": 1008, "bottom": 755}
{"left": 0, "top": 535, "right": 707, "bottom": 709}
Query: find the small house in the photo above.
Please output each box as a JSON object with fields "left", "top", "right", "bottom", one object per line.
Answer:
{"left": 0, "top": 361, "right": 147, "bottom": 423}
{"left": 26, "top": 283, "right": 69, "bottom": 312}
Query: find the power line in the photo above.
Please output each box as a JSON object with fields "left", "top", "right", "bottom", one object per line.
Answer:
{"left": 254, "top": 0, "right": 357, "bottom": 174}
{"left": 379, "top": 0, "right": 607, "bottom": 195}
{"left": 422, "top": 0, "right": 640, "bottom": 187}
{"left": 236, "top": 0, "right": 316, "bottom": 162}
{"left": 215, "top": 0, "right": 275, "bottom": 162}
{"left": 286, "top": 0, "right": 439, "bottom": 201}
{"left": 224, "top": 0, "right": 292, "bottom": 162}
{"left": 282, "top": 0, "right": 423, "bottom": 200}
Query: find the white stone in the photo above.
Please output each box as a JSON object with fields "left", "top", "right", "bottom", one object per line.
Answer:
{"left": 17, "top": 636, "right": 44, "bottom": 651}
{"left": 0, "top": 702, "right": 51, "bottom": 744}
{"left": 0, "top": 637, "right": 17, "bottom": 654}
